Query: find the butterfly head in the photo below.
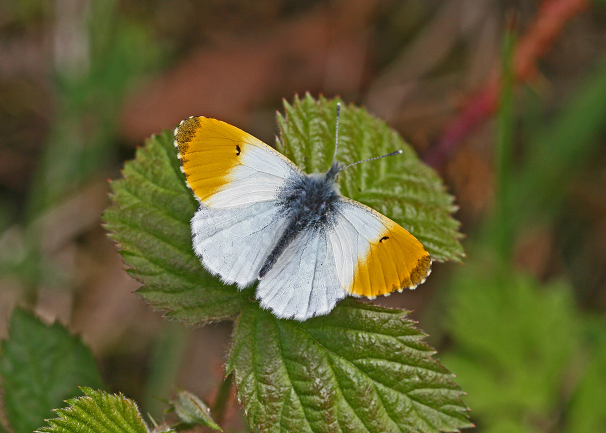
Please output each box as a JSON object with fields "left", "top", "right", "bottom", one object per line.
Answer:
{"left": 325, "top": 161, "right": 344, "bottom": 182}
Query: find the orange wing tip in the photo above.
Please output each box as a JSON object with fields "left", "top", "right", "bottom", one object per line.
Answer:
{"left": 404, "top": 254, "right": 432, "bottom": 290}
{"left": 349, "top": 253, "right": 432, "bottom": 299}
{"left": 173, "top": 116, "right": 204, "bottom": 199}
{"left": 174, "top": 116, "right": 203, "bottom": 156}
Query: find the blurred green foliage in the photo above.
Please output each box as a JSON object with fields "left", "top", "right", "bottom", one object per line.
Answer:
{"left": 443, "top": 266, "right": 579, "bottom": 433}
{"left": 1, "top": 0, "right": 162, "bottom": 296}
{"left": 439, "top": 30, "right": 606, "bottom": 433}
{"left": 0, "top": 309, "right": 104, "bottom": 433}
{"left": 566, "top": 318, "right": 606, "bottom": 432}
{"left": 30, "top": 0, "right": 161, "bottom": 217}
{"left": 0, "top": 0, "right": 163, "bottom": 217}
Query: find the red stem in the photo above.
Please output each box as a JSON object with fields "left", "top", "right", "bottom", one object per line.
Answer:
{"left": 423, "top": 0, "right": 589, "bottom": 168}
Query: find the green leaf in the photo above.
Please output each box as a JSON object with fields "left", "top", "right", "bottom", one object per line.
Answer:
{"left": 171, "top": 389, "right": 222, "bottom": 431}
{"left": 226, "top": 299, "right": 471, "bottom": 433}
{"left": 36, "top": 387, "right": 171, "bottom": 433}
{"left": 0, "top": 309, "right": 104, "bottom": 433}
{"left": 277, "top": 94, "right": 464, "bottom": 263}
{"left": 103, "top": 130, "right": 250, "bottom": 324}
{"left": 104, "top": 96, "right": 468, "bottom": 431}
{"left": 441, "top": 262, "right": 579, "bottom": 432}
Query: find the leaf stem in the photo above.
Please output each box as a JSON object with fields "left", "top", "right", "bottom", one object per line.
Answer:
{"left": 212, "top": 372, "right": 233, "bottom": 426}
{"left": 492, "top": 28, "right": 517, "bottom": 259}
{"left": 143, "top": 321, "right": 190, "bottom": 418}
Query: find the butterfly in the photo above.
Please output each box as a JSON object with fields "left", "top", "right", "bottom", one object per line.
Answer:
{"left": 174, "top": 103, "right": 431, "bottom": 321}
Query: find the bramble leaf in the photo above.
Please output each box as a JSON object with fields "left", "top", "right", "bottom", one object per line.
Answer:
{"left": 277, "top": 94, "right": 464, "bottom": 262}
{"left": 36, "top": 387, "right": 171, "bottom": 433}
{"left": 104, "top": 96, "right": 469, "bottom": 432}
{"left": 227, "top": 299, "right": 471, "bottom": 433}
{"left": 0, "top": 309, "right": 104, "bottom": 433}
{"left": 103, "top": 130, "right": 250, "bottom": 324}
{"left": 171, "top": 389, "right": 222, "bottom": 431}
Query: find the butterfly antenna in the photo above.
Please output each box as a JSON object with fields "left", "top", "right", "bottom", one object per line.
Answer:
{"left": 326, "top": 103, "right": 402, "bottom": 180}
{"left": 342, "top": 150, "right": 403, "bottom": 170}
{"left": 332, "top": 102, "right": 341, "bottom": 163}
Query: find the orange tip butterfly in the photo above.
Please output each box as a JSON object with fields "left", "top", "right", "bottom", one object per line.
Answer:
{"left": 174, "top": 103, "right": 431, "bottom": 321}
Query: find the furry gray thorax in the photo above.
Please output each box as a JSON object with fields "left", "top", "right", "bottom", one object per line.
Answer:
{"left": 258, "top": 162, "right": 343, "bottom": 279}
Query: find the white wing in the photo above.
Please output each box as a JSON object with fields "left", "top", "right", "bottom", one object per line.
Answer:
{"left": 256, "top": 197, "right": 432, "bottom": 320}
{"left": 328, "top": 199, "right": 431, "bottom": 298}
{"left": 176, "top": 116, "right": 304, "bottom": 287}
{"left": 191, "top": 202, "right": 289, "bottom": 288}
{"left": 203, "top": 146, "right": 298, "bottom": 208}
{"left": 256, "top": 228, "right": 348, "bottom": 321}
{"left": 175, "top": 116, "right": 302, "bottom": 208}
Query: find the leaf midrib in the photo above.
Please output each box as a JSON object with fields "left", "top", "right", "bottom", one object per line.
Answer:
{"left": 281, "top": 320, "right": 395, "bottom": 432}
{"left": 271, "top": 315, "right": 316, "bottom": 433}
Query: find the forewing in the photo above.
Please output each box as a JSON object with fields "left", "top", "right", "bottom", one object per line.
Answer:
{"left": 191, "top": 202, "right": 289, "bottom": 288}
{"left": 174, "top": 116, "right": 301, "bottom": 208}
{"left": 329, "top": 198, "right": 431, "bottom": 298}
{"left": 256, "top": 229, "right": 347, "bottom": 321}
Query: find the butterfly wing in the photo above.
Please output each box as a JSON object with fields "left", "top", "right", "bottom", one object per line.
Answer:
{"left": 191, "top": 203, "right": 290, "bottom": 288}
{"left": 175, "top": 116, "right": 302, "bottom": 207}
{"left": 175, "top": 116, "right": 302, "bottom": 287}
{"left": 256, "top": 227, "right": 347, "bottom": 321}
{"left": 329, "top": 197, "right": 431, "bottom": 298}
{"left": 256, "top": 197, "right": 431, "bottom": 321}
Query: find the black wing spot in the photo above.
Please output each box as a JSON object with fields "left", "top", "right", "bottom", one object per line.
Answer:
{"left": 379, "top": 236, "right": 389, "bottom": 243}
{"left": 236, "top": 145, "right": 241, "bottom": 155}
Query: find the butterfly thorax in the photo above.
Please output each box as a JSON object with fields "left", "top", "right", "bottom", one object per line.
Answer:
{"left": 258, "top": 164, "right": 342, "bottom": 279}
{"left": 279, "top": 171, "right": 340, "bottom": 225}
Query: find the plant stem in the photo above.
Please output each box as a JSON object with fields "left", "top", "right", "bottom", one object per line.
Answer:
{"left": 424, "top": 0, "right": 589, "bottom": 168}
{"left": 143, "top": 321, "right": 190, "bottom": 418}
{"left": 492, "top": 29, "right": 517, "bottom": 259}
{"left": 212, "top": 372, "right": 234, "bottom": 426}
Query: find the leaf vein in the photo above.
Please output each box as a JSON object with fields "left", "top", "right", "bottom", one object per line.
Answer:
{"left": 293, "top": 322, "right": 457, "bottom": 429}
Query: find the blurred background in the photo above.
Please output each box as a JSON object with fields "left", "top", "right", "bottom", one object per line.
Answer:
{"left": 1, "top": 0, "right": 606, "bottom": 431}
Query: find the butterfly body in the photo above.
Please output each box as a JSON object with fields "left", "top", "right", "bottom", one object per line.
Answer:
{"left": 262, "top": 166, "right": 341, "bottom": 278}
{"left": 175, "top": 114, "right": 431, "bottom": 321}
